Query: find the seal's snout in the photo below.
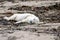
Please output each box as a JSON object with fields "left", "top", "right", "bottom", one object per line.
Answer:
{"left": 3, "top": 16, "right": 9, "bottom": 20}
{"left": 3, "top": 16, "right": 7, "bottom": 19}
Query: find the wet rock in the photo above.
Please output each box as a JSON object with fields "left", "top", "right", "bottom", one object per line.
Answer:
{"left": 8, "top": 36, "right": 17, "bottom": 40}
{"left": 0, "top": 19, "right": 11, "bottom": 25}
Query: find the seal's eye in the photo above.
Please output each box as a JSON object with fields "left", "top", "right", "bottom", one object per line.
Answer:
{"left": 30, "top": 21, "right": 32, "bottom": 24}
{"left": 29, "top": 21, "right": 34, "bottom": 24}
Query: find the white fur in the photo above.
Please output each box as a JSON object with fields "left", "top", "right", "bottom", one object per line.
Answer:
{"left": 3, "top": 13, "right": 40, "bottom": 24}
